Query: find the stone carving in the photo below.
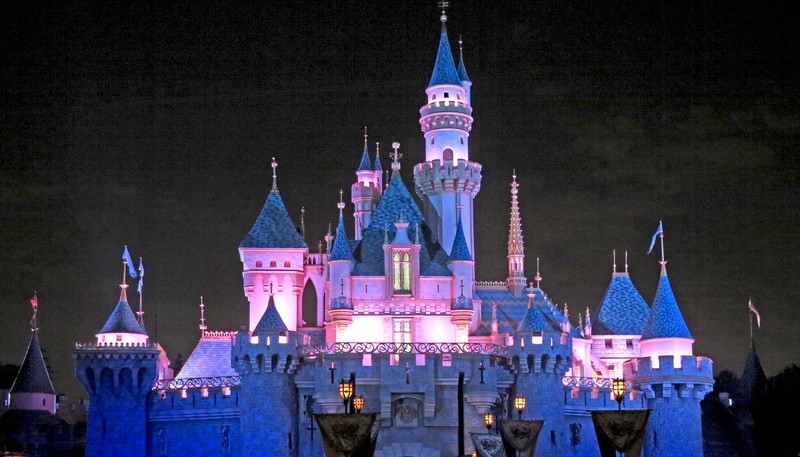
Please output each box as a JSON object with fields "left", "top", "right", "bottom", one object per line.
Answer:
{"left": 220, "top": 425, "right": 230, "bottom": 454}
{"left": 394, "top": 398, "right": 419, "bottom": 427}
{"left": 157, "top": 427, "right": 167, "bottom": 456}
{"left": 570, "top": 422, "right": 582, "bottom": 447}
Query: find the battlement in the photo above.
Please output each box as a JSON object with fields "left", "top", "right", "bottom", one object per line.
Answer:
{"left": 413, "top": 159, "right": 482, "bottom": 197}
{"left": 507, "top": 340, "right": 572, "bottom": 376}
{"left": 624, "top": 355, "right": 714, "bottom": 400}
{"left": 232, "top": 331, "right": 301, "bottom": 375}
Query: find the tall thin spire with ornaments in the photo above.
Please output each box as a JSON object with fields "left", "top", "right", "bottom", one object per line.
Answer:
{"left": 507, "top": 171, "right": 527, "bottom": 296}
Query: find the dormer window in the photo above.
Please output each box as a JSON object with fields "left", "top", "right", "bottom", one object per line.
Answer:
{"left": 393, "top": 251, "right": 411, "bottom": 293}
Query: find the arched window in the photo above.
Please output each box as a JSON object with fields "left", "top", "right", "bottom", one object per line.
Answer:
{"left": 431, "top": 137, "right": 435, "bottom": 145}
{"left": 284, "top": 261, "right": 290, "bottom": 268}
{"left": 269, "top": 260, "right": 277, "bottom": 268}
{"left": 393, "top": 251, "right": 411, "bottom": 293}
{"left": 256, "top": 260, "right": 262, "bottom": 267}
{"left": 443, "top": 148, "right": 454, "bottom": 162}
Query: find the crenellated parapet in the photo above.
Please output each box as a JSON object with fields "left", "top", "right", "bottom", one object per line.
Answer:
{"left": 508, "top": 335, "right": 572, "bottom": 376}
{"left": 624, "top": 355, "right": 714, "bottom": 400}
{"left": 419, "top": 99, "right": 473, "bottom": 134}
{"left": 231, "top": 330, "right": 301, "bottom": 376}
{"left": 413, "top": 159, "right": 482, "bottom": 198}
{"left": 73, "top": 343, "right": 161, "bottom": 397}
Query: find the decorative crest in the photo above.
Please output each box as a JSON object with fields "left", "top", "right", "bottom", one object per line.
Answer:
{"left": 438, "top": 1, "right": 449, "bottom": 23}
{"left": 271, "top": 157, "right": 278, "bottom": 192}
{"left": 300, "top": 206, "right": 306, "bottom": 239}
{"left": 390, "top": 142, "right": 402, "bottom": 172}
{"left": 337, "top": 189, "right": 345, "bottom": 217}
{"left": 534, "top": 257, "right": 542, "bottom": 288}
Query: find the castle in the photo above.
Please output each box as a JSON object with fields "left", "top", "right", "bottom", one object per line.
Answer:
{"left": 65, "top": 8, "right": 714, "bottom": 457}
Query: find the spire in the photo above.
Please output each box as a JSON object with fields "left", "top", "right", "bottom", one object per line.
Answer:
{"left": 595, "top": 262, "right": 650, "bottom": 335}
{"left": 330, "top": 198, "right": 355, "bottom": 262}
{"left": 254, "top": 294, "right": 288, "bottom": 334}
{"left": 641, "top": 266, "right": 692, "bottom": 340}
{"left": 240, "top": 168, "right": 308, "bottom": 249}
{"left": 271, "top": 157, "right": 278, "bottom": 192}
{"left": 390, "top": 142, "right": 402, "bottom": 176}
{"left": 508, "top": 172, "right": 524, "bottom": 256}
{"left": 428, "top": 3, "right": 461, "bottom": 88}
{"left": 300, "top": 206, "right": 306, "bottom": 239}
{"left": 457, "top": 35, "right": 471, "bottom": 82}
{"left": 357, "top": 127, "right": 373, "bottom": 171}
{"left": 374, "top": 141, "right": 382, "bottom": 171}
{"left": 516, "top": 290, "right": 549, "bottom": 334}
{"left": 98, "top": 295, "right": 148, "bottom": 336}
{"left": 199, "top": 296, "right": 207, "bottom": 336}
{"left": 534, "top": 257, "right": 542, "bottom": 288}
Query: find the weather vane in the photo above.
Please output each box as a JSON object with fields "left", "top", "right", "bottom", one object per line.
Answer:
{"left": 390, "top": 142, "right": 402, "bottom": 172}
{"left": 271, "top": 157, "right": 278, "bottom": 191}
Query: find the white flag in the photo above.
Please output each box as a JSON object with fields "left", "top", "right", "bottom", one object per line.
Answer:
{"left": 748, "top": 299, "right": 761, "bottom": 328}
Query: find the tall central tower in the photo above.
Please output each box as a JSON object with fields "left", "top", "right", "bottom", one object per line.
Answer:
{"left": 414, "top": 9, "right": 482, "bottom": 258}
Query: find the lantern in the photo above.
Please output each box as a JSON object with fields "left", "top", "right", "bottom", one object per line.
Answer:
{"left": 612, "top": 378, "right": 626, "bottom": 410}
{"left": 353, "top": 395, "right": 364, "bottom": 413}
{"left": 514, "top": 395, "right": 526, "bottom": 419}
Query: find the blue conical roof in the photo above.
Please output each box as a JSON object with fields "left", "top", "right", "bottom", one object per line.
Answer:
{"left": 641, "top": 269, "right": 692, "bottom": 340}
{"left": 374, "top": 152, "right": 382, "bottom": 171}
{"left": 516, "top": 301, "right": 550, "bottom": 334}
{"left": 254, "top": 295, "right": 288, "bottom": 334}
{"left": 595, "top": 274, "right": 650, "bottom": 335}
{"left": 357, "top": 146, "right": 372, "bottom": 172}
{"left": 330, "top": 214, "right": 355, "bottom": 262}
{"left": 99, "top": 298, "right": 147, "bottom": 335}
{"left": 428, "top": 31, "right": 462, "bottom": 87}
{"left": 10, "top": 331, "right": 55, "bottom": 395}
{"left": 240, "top": 191, "right": 307, "bottom": 249}
{"left": 449, "top": 218, "right": 472, "bottom": 261}
{"left": 457, "top": 57, "right": 471, "bottom": 83}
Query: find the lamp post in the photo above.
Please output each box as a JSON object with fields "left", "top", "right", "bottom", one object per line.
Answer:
{"left": 612, "top": 378, "right": 626, "bottom": 411}
{"left": 353, "top": 395, "right": 364, "bottom": 414}
{"left": 514, "top": 395, "right": 526, "bottom": 420}
{"left": 338, "top": 379, "right": 353, "bottom": 414}
{"left": 483, "top": 413, "right": 494, "bottom": 433}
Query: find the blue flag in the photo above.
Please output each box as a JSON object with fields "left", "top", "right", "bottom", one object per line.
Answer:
{"left": 137, "top": 258, "right": 144, "bottom": 293}
{"left": 122, "top": 246, "right": 138, "bottom": 279}
{"left": 647, "top": 221, "right": 663, "bottom": 254}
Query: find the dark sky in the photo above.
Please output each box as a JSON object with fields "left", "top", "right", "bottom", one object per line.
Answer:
{"left": 2, "top": 1, "right": 798, "bottom": 399}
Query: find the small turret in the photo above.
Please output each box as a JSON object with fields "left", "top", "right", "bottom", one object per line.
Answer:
{"left": 457, "top": 35, "right": 472, "bottom": 103}
{"left": 9, "top": 319, "right": 56, "bottom": 413}
{"left": 352, "top": 128, "right": 382, "bottom": 239}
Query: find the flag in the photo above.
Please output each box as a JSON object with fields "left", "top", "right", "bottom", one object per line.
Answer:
{"left": 647, "top": 221, "right": 663, "bottom": 254}
{"left": 30, "top": 293, "right": 38, "bottom": 312}
{"left": 137, "top": 258, "right": 144, "bottom": 293}
{"left": 748, "top": 299, "right": 761, "bottom": 328}
{"left": 122, "top": 246, "right": 138, "bottom": 279}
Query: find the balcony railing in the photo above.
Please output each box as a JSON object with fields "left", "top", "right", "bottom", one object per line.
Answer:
{"left": 562, "top": 376, "right": 633, "bottom": 390}
{"left": 298, "top": 342, "right": 506, "bottom": 357}
{"left": 152, "top": 376, "right": 241, "bottom": 391}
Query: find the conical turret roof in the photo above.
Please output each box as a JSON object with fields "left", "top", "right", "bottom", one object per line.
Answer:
{"left": 595, "top": 274, "right": 650, "bottom": 335}
{"left": 254, "top": 295, "right": 288, "bottom": 334}
{"left": 357, "top": 145, "right": 372, "bottom": 172}
{"left": 449, "top": 217, "right": 472, "bottom": 261}
{"left": 98, "top": 298, "right": 147, "bottom": 335}
{"left": 641, "top": 267, "right": 692, "bottom": 340}
{"left": 330, "top": 214, "right": 354, "bottom": 262}
{"left": 515, "top": 295, "right": 550, "bottom": 334}
{"left": 738, "top": 345, "right": 767, "bottom": 407}
{"left": 457, "top": 52, "right": 471, "bottom": 83}
{"left": 240, "top": 190, "right": 307, "bottom": 249}
{"left": 428, "top": 31, "right": 462, "bottom": 87}
{"left": 10, "top": 331, "right": 55, "bottom": 395}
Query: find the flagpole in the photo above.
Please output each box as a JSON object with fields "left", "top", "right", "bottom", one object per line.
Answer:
{"left": 137, "top": 257, "right": 144, "bottom": 325}
{"left": 749, "top": 310, "right": 753, "bottom": 346}
{"left": 659, "top": 229, "right": 665, "bottom": 264}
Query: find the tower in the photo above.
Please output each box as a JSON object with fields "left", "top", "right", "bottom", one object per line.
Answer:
{"left": 414, "top": 8, "right": 482, "bottom": 258}
{"left": 510, "top": 289, "right": 572, "bottom": 457}
{"left": 239, "top": 158, "right": 308, "bottom": 331}
{"left": 233, "top": 295, "right": 300, "bottom": 456}
{"left": 73, "top": 281, "right": 159, "bottom": 457}
{"left": 506, "top": 172, "right": 527, "bottom": 296}
{"left": 625, "top": 254, "right": 713, "bottom": 457}
{"left": 351, "top": 129, "right": 382, "bottom": 240}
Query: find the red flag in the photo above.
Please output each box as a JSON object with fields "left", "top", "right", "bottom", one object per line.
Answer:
{"left": 30, "top": 294, "right": 38, "bottom": 312}
{"left": 748, "top": 299, "right": 761, "bottom": 328}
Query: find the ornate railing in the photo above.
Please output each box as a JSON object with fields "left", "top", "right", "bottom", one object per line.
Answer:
{"left": 152, "top": 376, "right": 241, "bottom": 391}
{"left": 298, "top": 342, "right": 506, "bottom": 357}
{"left": 475, "top": 280, "right": 507, "bottom": 289}
{"left": 75, "top": 341, "right": 159, "bottom": 349}
{"left": 201, "top": 330, "right": 238, "bottom": 339}
{"left": 562, "top": 376, "right": 633, "bottom": 390}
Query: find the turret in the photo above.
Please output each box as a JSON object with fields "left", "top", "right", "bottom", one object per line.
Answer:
{"left": 239, "top": 158, "right": 308, "bottom": 332}
{"left": 639, "top": 262, "right": 694, "bottom": 365}
{"left": 232, "top": 295, "right": 301, "bottom": 456}
{"left": 457, "top": 36, "right": 472, "bottom": 104}
{"left": 73, "top": 271, "right": 159, "bottom": 457}
{"left": 414, "top": 11, "right": 482, "bottom": 259}
{"left": 8, "top": 312, "right": 56, "bottom": 414}
{"left": 351, "top": 128, "right": 382, "bottom": 240}
{"left": 506, "top": 172, "right": 527, "bottom": 296}
{"left": 448, "top": 206, "right": 474, "bottom": 298}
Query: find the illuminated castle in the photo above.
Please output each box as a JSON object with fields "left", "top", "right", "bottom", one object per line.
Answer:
{"left": 73, "top": 8, "right": 714, "bottom": 457}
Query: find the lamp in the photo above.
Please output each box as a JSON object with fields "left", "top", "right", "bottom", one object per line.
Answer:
{"left": 612, "top": 378, "right": 626, "bottom": 411}
{"left": 353, "top": 395, "right": 364, "bottom": 413}
{"left": 338, "top": 379, "right": 354, "bottom": 413}
{"left": 514, "top": 395, "right": 526, "bottom": 419}
{"left": 483, "top": 413, "right": 494, "bottom": 433}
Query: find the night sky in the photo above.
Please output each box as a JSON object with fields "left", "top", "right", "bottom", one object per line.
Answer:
{"left": 2, "top": 1, "right": 798, "bottom": 400}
